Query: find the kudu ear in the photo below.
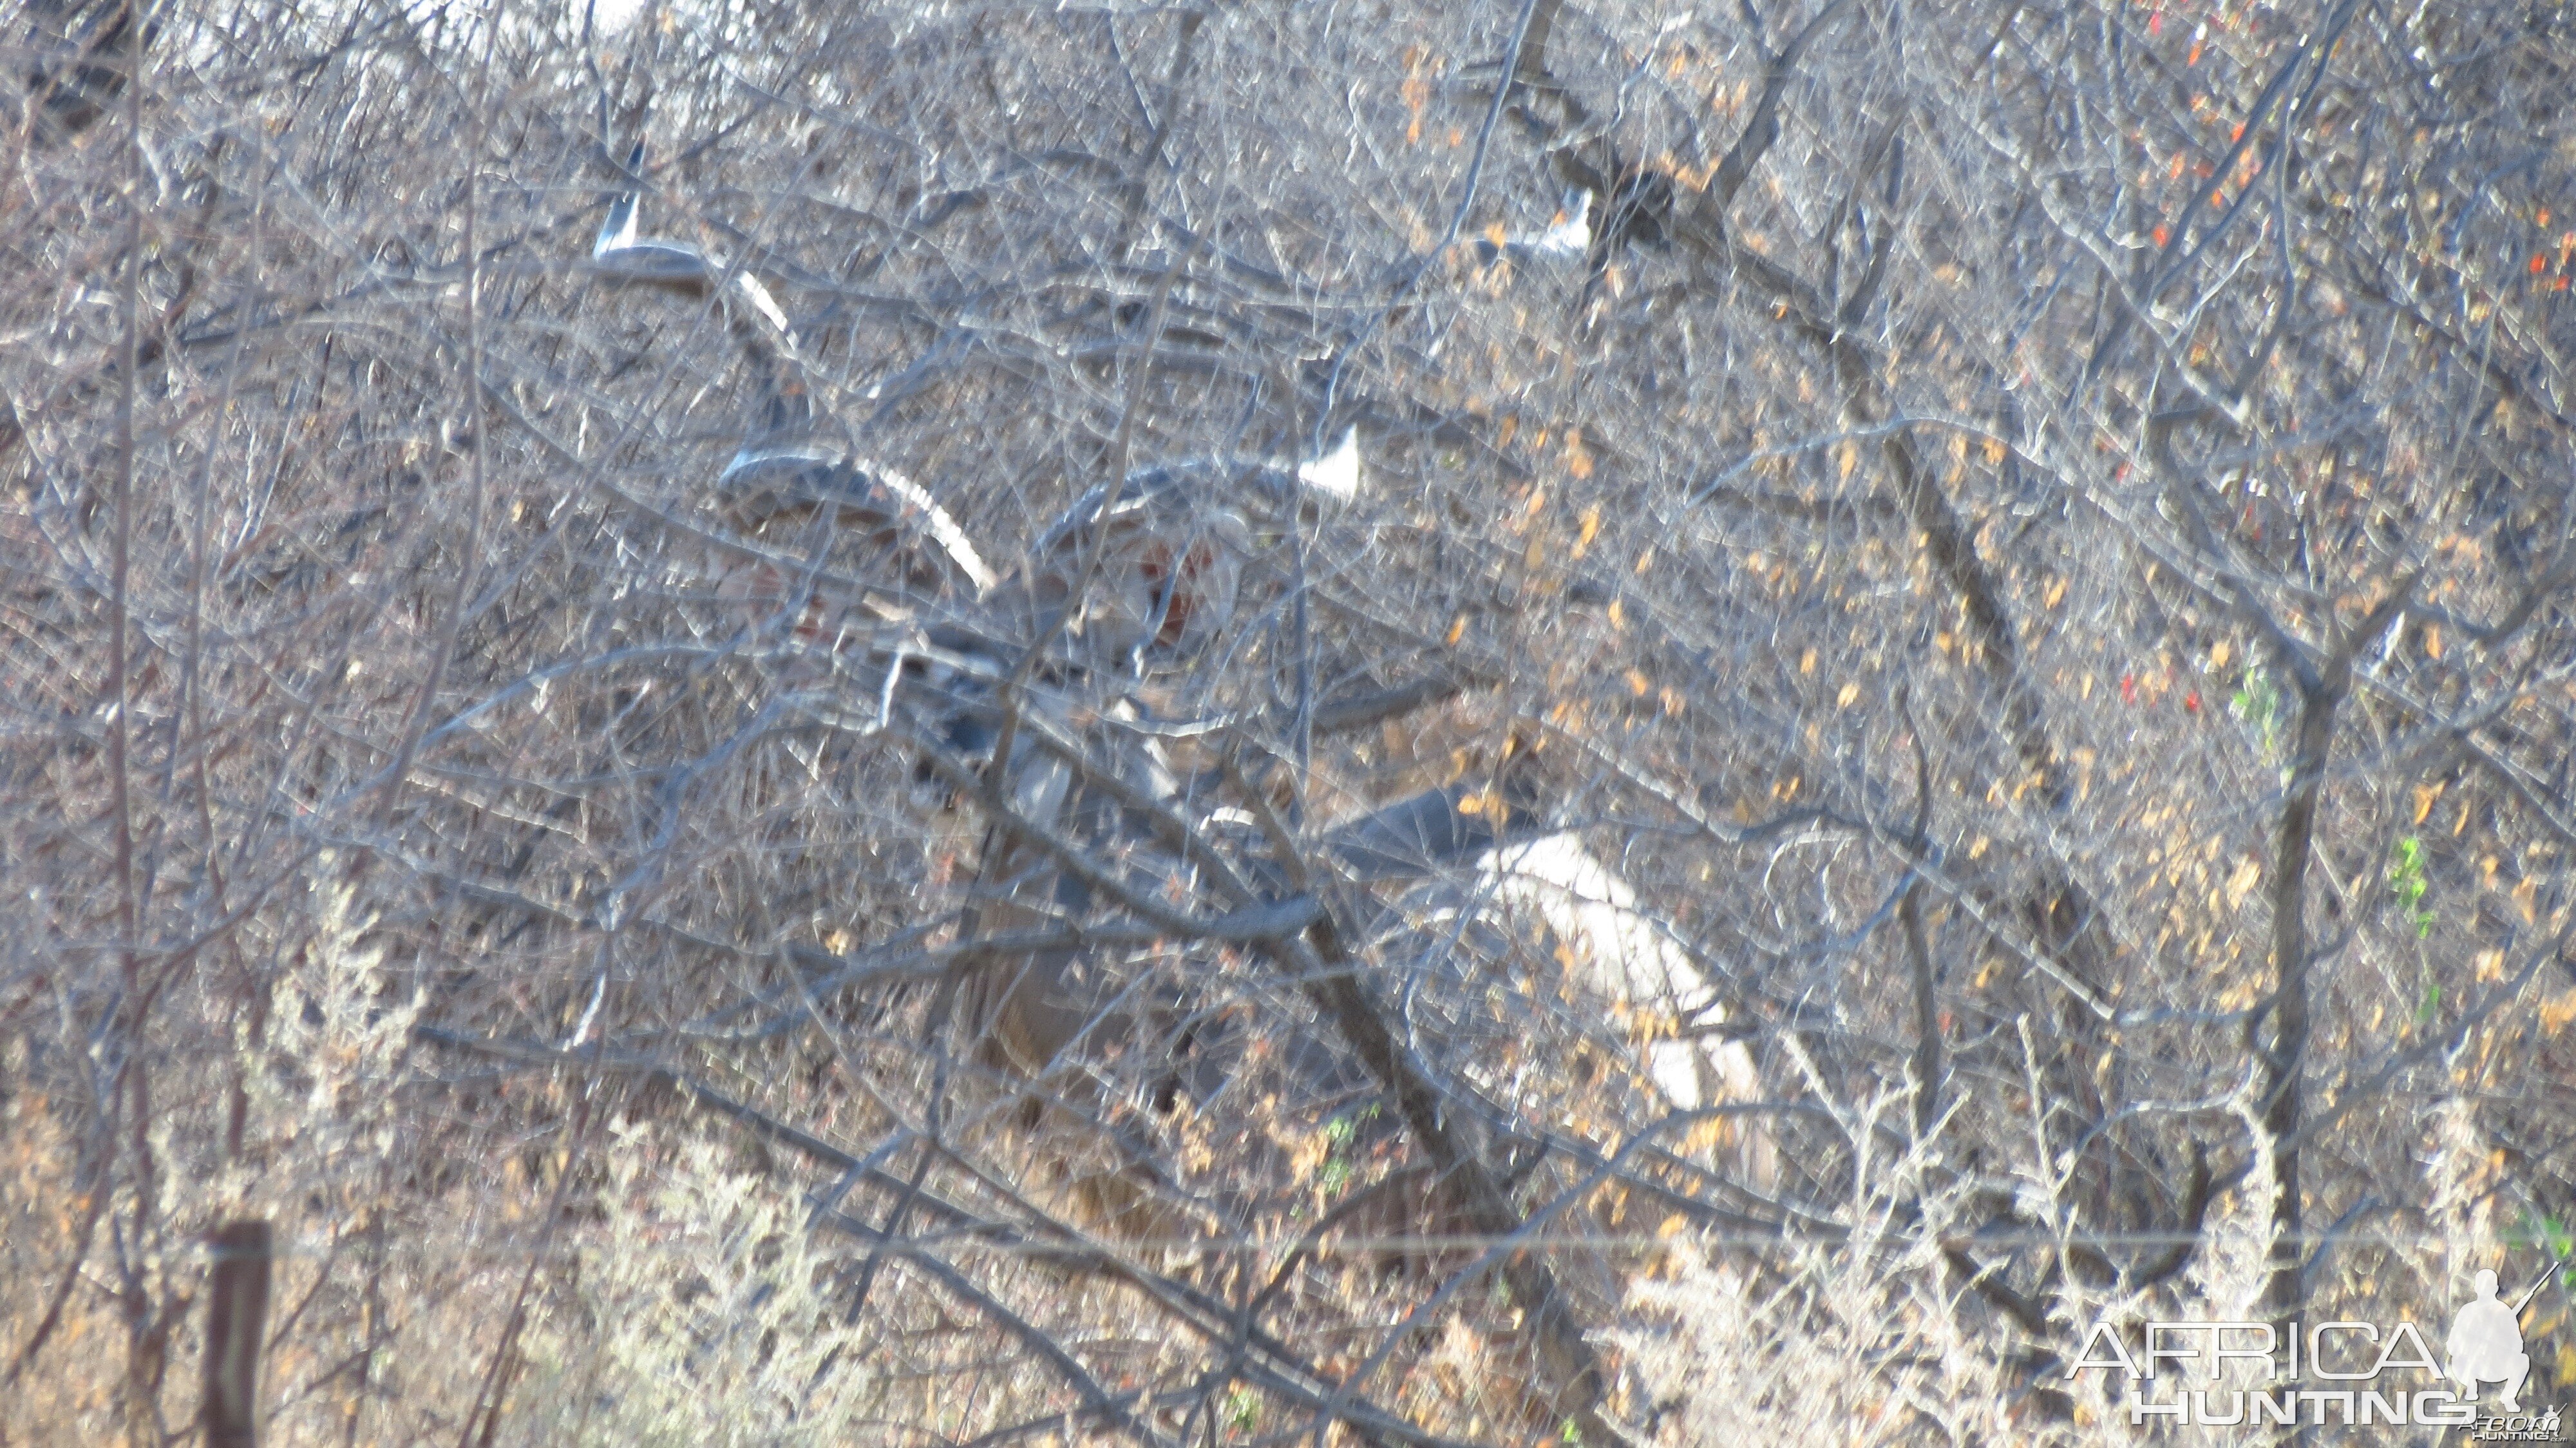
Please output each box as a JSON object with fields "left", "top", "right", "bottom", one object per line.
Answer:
{"left": 1320, "top": 781, "right": 1544, "bottom": 882}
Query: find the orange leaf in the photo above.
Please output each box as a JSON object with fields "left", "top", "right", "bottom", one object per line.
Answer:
{"left": 2542, "top": 991, "right": 2576, "bottom": 1036}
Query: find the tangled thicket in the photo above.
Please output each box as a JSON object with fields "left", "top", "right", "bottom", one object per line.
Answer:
{"left": 6, "top": 0, "right": 2576, "bottom": 1442}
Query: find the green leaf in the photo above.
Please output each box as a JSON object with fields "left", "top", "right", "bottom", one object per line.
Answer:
{"left": 1225, "top": 1386, "right": 1261, "bottom": 1434}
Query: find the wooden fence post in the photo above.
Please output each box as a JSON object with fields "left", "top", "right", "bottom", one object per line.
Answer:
{"left": 200, "top": 1220, "right": 272, "bottom": 1448}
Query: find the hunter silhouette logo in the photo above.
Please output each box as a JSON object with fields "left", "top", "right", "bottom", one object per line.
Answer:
{"left": 2450, "top": 1269, "right": 2533, "bottom": 1412}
